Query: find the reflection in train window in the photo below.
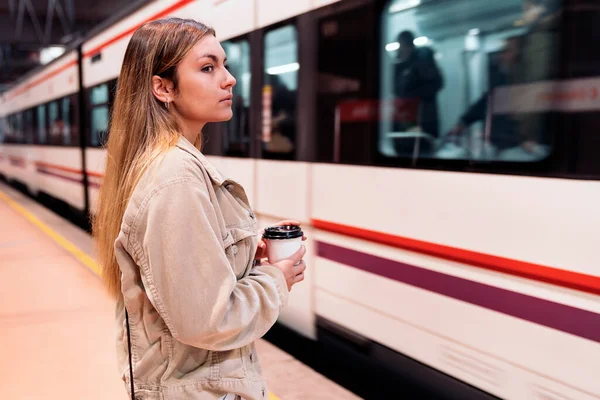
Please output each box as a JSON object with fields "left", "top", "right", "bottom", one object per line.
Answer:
{"left": 221, "top": 39, "right": 250, "bottom": 157}
{"left": 90, "top": 83, "right": 110, "bottom": 147}
{"left": 4, "top": 115, "right": 14, "bottom": 143}
{"left": 23, "top": 109, "right": 34, "bottom": 144}
{"left": 13, "top": 113, "right": 23, "bottom": 143}
{"left": 91, "top": 84, "right": 109, "bottom": 105}
{"left": 380, "top": 0, "right": 559, "bottom": 163}
{"left": 48, "top": 101, "right": 63, "bottom": 145}
{"left": 0, "top": 117, "right": 5, "bottom": 143}
{"left": 263, "top": 25, "right": 298, "bottom": 160}
{"left": 37, "top": 104, "right": 47, "bottom": 144}
{"left": 91, "top": 106, "right": 109, "bottom": 147}
{"left": 62, "top": 97, "right": 73, "bottom": 145}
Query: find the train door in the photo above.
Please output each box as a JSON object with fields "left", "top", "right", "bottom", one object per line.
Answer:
{"left": 314, "top": 1, "right": 377, "bottom": 165}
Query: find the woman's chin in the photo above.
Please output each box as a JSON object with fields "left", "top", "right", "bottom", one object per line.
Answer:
{"left": 214, "top": 110, "right": 234, "bottom": 122}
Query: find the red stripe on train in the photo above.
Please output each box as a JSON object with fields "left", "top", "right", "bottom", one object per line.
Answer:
{"left": 6, "top": 61, "right": 77, "bottom": 100}
{"left": 83, "top": 0, "right": 196, "bottom": 57}
{"left": 34, "top": 161, "right": 103, "bottom": 178}
{"left": 312, "top": 218, "right": 600, "bottom": 296}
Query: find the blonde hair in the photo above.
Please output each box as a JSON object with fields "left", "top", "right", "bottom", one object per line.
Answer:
{"left": 93, "top": 18, "right": 215, "bottom": 298}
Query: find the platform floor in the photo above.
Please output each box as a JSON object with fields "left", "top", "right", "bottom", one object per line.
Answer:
{"left": 0, "top": 182, "right": 361, "bottom": 400}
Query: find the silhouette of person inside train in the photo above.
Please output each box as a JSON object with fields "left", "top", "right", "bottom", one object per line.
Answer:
{"left": 393, "top": 30, "right": 444, "bottom": 139}
{"left": 449, "top": 36, "right": 521, "bottom": 151}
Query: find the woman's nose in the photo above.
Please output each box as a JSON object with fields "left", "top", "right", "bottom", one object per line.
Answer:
{"left": 223, "top": 69, "right": 236, "bottom": 88}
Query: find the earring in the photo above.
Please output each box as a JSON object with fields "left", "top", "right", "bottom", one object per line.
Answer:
{"left": 164, "top": 101, "right": 170, "bottom": 110}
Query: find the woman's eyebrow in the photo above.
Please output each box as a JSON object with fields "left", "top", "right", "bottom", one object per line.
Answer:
{"left": 197, "top": 54, "right": 227, "bottom": 63}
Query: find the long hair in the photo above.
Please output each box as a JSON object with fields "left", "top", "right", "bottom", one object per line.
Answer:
{"left": 93, "top": 18, "right": 215, "bottom": 298}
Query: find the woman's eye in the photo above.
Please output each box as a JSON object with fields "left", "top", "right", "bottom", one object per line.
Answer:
{"left": 202, "top": 66, "right": 214, "bottom": 73}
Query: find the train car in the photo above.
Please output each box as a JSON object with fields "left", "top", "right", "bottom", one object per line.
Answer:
{"left": 0, "top": 51, "right": 82, "bottom": 209}
{"left": 1, "top": 0, "right": 599, "bottom": 399}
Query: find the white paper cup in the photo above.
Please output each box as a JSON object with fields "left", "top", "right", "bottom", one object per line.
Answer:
{"left": 265, "top": 236, "right": 302, "bottom": 263}
{"left": 263, "top": 225, "right": 303, "bottom": 263}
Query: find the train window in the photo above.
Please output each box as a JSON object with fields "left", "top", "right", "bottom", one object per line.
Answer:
{"left": 221, "top": 39, "right": 251, "bottom": 157}
{"left": 62, "top": 97, "right": 74, "bottom": 146}
{"left": 90, "top": 83, "right": 110, "bottom": 147}
{"left": 91, "top": 106, "right": 109, "bottom": 147}
{"left": 262, "top": 24, "right": 299, "bottom": 160}
{"left": 23, "top": 109, "right": 34, "bottom": 144}
{"left": 11, "top": 113, "right": 24, "bottom": 144}
{"left": 91, "top": 84, "right": 109, "bottom": 105}
{"left": 48, "top": 101, "right": 63, "bottom": 146}
{"left": 4, "top": 115, "right": 13, "bottom": 143}
{"left": 0, "top": 117, "right": 5, "bottom": 143}
{"left": 379, "top": 0, "right": 560, "bottom": 164}
{"left": 37, "top": 105, "right": 47, "bottom": 144}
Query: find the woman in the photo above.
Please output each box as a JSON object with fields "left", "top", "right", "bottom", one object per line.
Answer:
{"left": 93, "top": 18, "right": 306, "bottom": 400}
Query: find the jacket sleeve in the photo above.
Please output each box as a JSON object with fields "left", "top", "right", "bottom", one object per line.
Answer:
{"left": 129, "top": 177, "right": 289, "bottom": 351}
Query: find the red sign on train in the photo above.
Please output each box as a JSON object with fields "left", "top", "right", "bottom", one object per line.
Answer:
{"left": 337, "top": 98, "right": 420, "bottom": 124}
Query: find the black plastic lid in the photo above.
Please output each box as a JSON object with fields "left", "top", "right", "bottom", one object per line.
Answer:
{"left": 262, "top": 225, "right": 303, "bottom": 240}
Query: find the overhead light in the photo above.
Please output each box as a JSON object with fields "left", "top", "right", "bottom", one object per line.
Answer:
{"left": 389, "top": 0, "right": 421, "bottom": 13}
{"left": 385, "top": 42, "right": 400, "bottom": 52}
{"left": 413, "top": 36, "right": 429, "bottom": 47}
{"left": 469, "top": 28, "right": 480, "bottom": 36}
{"left": 40, "top": 46, "right": 65, "bottom": 65}
{"left": 266, "top": 62, "right": 300, "bottom": 75}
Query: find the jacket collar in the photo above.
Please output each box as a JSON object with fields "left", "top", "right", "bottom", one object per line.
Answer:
{"left": 175, "top": 136, "right": 226, "bottom": 186}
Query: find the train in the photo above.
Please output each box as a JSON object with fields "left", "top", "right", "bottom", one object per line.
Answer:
{"left": 1, "top": 0, "right": 599, "bottom": 399}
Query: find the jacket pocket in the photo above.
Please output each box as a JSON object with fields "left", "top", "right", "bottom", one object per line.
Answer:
{"left": 210, "top": 348, "right": 247, "bottom": 380}
{"left": 243, "top": 343, "right": 263, "bottom": 382}
{"left": 224, "top": 226, "right": 256, "bottom": 279}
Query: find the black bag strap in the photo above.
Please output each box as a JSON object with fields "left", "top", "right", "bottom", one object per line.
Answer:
{"left": 126, "top": 310, "right": 136, "bottom": 400}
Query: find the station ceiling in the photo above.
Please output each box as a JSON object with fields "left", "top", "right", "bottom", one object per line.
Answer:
{"left": 0, "top": 0, "right": 152, "bottom": 92}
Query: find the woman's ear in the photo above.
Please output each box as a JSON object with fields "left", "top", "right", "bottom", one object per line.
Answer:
{"left": 151, "top": 76, "right": 175, "bottom": 104}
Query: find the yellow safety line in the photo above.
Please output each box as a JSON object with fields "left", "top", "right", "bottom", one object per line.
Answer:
{"left": 0, "top": 189, "right": 101, "bottom": 276}
{"left": 0, "top": 188, "right": 283, "bottom": 400}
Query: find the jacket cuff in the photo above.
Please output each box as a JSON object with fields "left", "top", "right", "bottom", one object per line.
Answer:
{"left": 256, "top": 264, "right": 289, "bottom": 309}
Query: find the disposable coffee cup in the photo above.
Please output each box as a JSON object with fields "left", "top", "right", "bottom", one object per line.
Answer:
{"left": 262, "top": 225, "right": 303, "bottom": 263}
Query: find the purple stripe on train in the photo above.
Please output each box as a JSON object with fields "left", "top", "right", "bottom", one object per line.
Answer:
{"left": 317, "top": 241, "right": 600, "bottom": 344}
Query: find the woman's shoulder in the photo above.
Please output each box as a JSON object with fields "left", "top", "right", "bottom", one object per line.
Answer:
{"left": 123, "top": 146, "right": 209, "bottom": 223}
{"left": 151, "top": 145, "right": 208, "bottom": 185}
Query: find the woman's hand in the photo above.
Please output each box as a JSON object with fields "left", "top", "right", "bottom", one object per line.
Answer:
{"left": 262, "top": 245, "right": 307, "bottom": 291}
{"left": 255, "top": 219, "right": 307, "bottom": 260}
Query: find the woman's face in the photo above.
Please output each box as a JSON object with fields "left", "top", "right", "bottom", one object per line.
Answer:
{"left": 172, "top": 35, "right": 236, "bottom": 125}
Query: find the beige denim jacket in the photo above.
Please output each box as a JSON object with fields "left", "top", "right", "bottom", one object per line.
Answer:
{"left": 113, "top": 136, "right": 289, "bottom": 400}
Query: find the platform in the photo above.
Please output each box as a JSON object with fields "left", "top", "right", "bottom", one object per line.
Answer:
{"left": 0, "top": 182, "right": 361, "bottom": 400}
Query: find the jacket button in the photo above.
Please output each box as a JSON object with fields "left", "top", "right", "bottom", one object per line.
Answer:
{"left": 231, "top": 245, "right": 238, "bottom": 255}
